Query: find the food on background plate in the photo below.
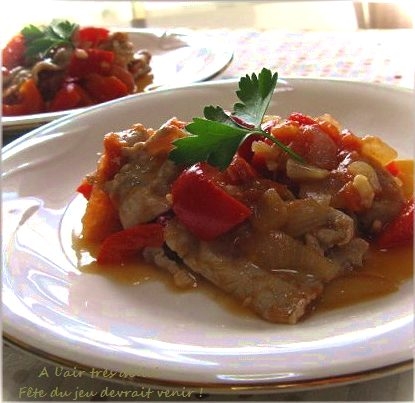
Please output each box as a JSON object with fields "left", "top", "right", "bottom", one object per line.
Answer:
{"left": 2, "top": 20, "right": 152, "bottom": 116}
{"left": 75, "top": 69, "right": 413, "bottom": 324}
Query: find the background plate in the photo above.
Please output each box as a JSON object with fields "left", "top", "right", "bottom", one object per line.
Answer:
{"left": 2, "top": 78, "right": 414, "bottom": 391}
{"left": 2, "top": 29, "right": 233, "bottom": 133}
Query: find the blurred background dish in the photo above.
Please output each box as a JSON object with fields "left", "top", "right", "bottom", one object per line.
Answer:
{"left": 2, "top": 29, "right": 233, "bottom": 134}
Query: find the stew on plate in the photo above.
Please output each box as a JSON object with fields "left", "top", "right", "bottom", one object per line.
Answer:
{"left": 75, "top": 69, "right": 413, "bottom": 324}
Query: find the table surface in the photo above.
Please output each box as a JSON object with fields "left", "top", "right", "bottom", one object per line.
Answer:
{"left": 216, "top": 28, "right": 414, "bottom": 88}
{"left": 2, "top": 28, "right": 414, "bottom": 402}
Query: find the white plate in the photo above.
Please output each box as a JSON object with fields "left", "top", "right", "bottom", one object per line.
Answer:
{"left": 2, "top": 78, "right": 414, "bottom": 392}
{"left": 2, "top": 29, "right": 233, "bottom": 133}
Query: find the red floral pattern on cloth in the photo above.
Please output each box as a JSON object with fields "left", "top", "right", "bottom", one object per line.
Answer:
{"left": 213, "top": 29, "right": 414, "bottom": 88}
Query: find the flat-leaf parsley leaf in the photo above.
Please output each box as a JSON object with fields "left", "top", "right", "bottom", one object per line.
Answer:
{"left": 21, "top": 20, "right": 78, "bottom": 61}
{"left": 169, "top": 68, "right": 304, "bottom": 170}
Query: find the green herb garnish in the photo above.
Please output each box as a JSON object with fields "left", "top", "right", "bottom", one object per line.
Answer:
{"left": 169, "top": 68, "right": 304, "bottom": 170}
{"left": 21, "top": 20, "right": 78, "bottom": 60}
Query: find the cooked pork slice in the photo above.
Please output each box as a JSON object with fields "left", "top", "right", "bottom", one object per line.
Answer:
{"left": 105, "top": 120, "right": 185, "bottom": 228}
{"left": 312, "top": 208, "right": 355, "bottom": 249}
{"left": 143, "top": 247, "right": 197, "bottom": 289}
{"left": 327, "top": 238, "right": 369, "bottom": 270}
{"left": 107, "top": 157, "right": 178, "bottom": 228}
{"left": 120, "top": 123, "right": 152, "bottom": 146}
{"left": 164, "top": 219, "right": 324, "bottom": 324}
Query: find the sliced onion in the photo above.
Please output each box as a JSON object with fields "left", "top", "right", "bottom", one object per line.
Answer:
{"left": 251, "top": 188, "right": 288, "bottom": 232}
{"left": 347, "top": 160, "right": 381, "bottom": 192}
{"left": 353, "top": 174, "right": 375, "bottom": 208}
{"left": 286, "top": 158, "right": 330, "bottom": 181}
{"left": 283, "top": 199, "right": 330, "bottom": 237}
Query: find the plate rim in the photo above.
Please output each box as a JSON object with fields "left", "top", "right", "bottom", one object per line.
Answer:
{"left": 2, "top": 77, "right": 414, "bottom": 392}
{"left": 3, "top": 335, "right": 413, "bottom": 393}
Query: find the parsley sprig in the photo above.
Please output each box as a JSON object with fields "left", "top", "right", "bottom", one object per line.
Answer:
{"left": 21, "top": 20, "right": 79, "bottom": 61}
{"left": 169, "top": 68, "right": 304, "bottom": 170}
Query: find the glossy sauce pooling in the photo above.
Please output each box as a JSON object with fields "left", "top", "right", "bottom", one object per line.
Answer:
{"left": 74, "top": 160, "right": 413, "bottom": 318}
{"left": 318, "top": 243, "right": 412, "bottom": 310}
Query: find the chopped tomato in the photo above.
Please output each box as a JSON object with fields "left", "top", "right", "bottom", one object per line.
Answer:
{"left": 76, "top": 177, "right": 93, "bottom": 200}
{"left": 47, "top": 82, "right": 92, "bottom": 112}
{"left": 301, "top": 125, "right": 338, "bottom": 170}
{"left": 171, "top": 162, "right": 252, "bottom": 241}
{"left": 83, "top": 74, "right": 128, "bottom": 103}
{"left": 288, "top": 112, "right": 317, "bottom": 126}
{"left": 237, "top": 135, "right": 272, "bottom": 176}
{"left": 385, "top": 161, "right": 401, "bottom": 176}
{"left": 109, "top": 64, "right": 135, "bottom": 93}
{"left": 341, "top": 129, "right": 362, "bottom": 151}
{"left": 270, "top": 121, "right": 301, "bottom": 144}
{"left": 76, "top": 26, "right": 109, "bottom": 47}
{"left": 274, "top": 123, "right": 339, "bottom": 170}
{"left": 97, "top": 223, "right": 164, "bottom": 264}
{"left": 237, "top": 134, "right": 263, "bottom": 162}
{"left": 2, "top": 34, "right": 26, "bottom": 70}
{"left": 2, "top": 78, "right": 44, "bottom": 116}
{"left": 68, "top": 48, "right": 114, "bottom": 78}
{"left": 261, "top": 118, "right": 280, "bottom": 133}
{"left": 224, "top": 154, "right": 258, "bottom": 185}
{"left": 377, "top": 198, "right": 414, "bottom": 249}
{"left": 316, "top": 119, "right": 342, "bottom": 145}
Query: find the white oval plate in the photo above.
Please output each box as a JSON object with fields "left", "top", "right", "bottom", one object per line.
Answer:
{"left": 2, "top": 29, "right": 233, "bottom": 133}
{"left": 2, "top": 78, "right": 414, "bottom": 392}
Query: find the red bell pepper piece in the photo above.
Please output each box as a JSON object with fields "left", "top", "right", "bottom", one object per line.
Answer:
{"left": 2, "top": 33, "right": 26, "bottom": 70}
{"left": 171, "top": 162, "right": 251, "bottom": 241}
{"left": 76, "top": 26, "right": 109, "bottom": 47}
{"left": 2, "top": 78, "right": 44, "bottom": 116}
{"left": 83, "top": 73, "right": 129, "bottom": 103}
{"left": 377, "top": 197, "right": 414, "bottom": 249}
{"left": 224, "top": 154, "right": 258, "bottom": 185}
{"left": 47, "top": 82, "right": 91, "bottom": 112}
{"left": 97, "top": 223, "right": 164, "bottom": 264}
{"left": 68, "top": 48, "right": 114, "bottom": 78}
